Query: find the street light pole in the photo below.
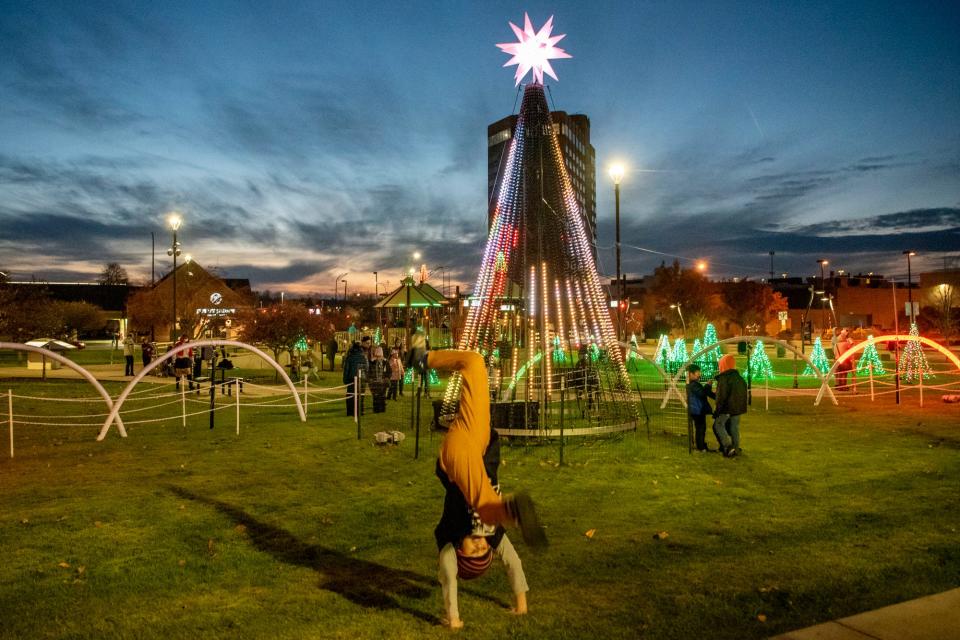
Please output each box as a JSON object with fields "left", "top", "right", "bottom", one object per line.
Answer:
{"left": 670, "top": 303, "right": 685, "bottom": 335}
{"left": 817, "top": 259, "right": 829, "bottom": 332}
{"left": 903, "top": 250, "right": 916, "bottom": 324}
{"left": 166, "top": 213, "right": 183, "bottom": 341}
{"left": 610, "top": 164, "right": 625, "bottom": 341}
{"left": 343, "top": 280, "right": 347, "bottom": 302}
{"left": 334, "top": 272, "right": 348, "bottom": 304}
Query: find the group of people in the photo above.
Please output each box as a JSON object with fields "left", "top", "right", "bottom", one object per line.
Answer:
{"left": 121, "top": 334, "right": 156, "bottom": 377}
{"left": 685, "top": 353, "right": 749, "bottom": 457}
{"left": 341, "top": 335, "right": 407, "bottom": 416}
{"left": 832, "top": 327, "right": 857, "bottom": 391}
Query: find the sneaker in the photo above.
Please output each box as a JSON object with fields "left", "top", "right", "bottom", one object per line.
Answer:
{"left": 725, "top": 447, "right": 738, "bottom": 458}
{"left": 506, "top": 492, "right": 548, "bottom": 550}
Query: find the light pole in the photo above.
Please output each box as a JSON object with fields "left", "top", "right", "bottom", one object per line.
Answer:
{"left": 903, "top": 250, "right": 917, "bottom": 324}
{"left": 334, "top": 272, "right": 348, "bottom": 303}
{"left": 817, "top": 259, "right": 829, "bottom": 332}
{"left": 166, "top": 213, "right": 183, "bottom": 340}
{"left": 610, "top": 164, "right": 625, "bottom": 341}
{"left": 342, "top": 279, "right": 348, "bottom": 302}
{"left": 670, "top": 303, "right": 686, "bottom": 335}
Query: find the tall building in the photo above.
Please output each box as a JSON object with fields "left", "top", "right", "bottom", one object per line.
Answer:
{"left": 487, "top": 111, "right": 597, "bottom": 256}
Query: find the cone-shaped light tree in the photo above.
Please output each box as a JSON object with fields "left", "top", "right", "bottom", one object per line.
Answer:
{"left": 856, "top": 335, "right": 886, "bottom": 376}
{"left": 802, "top": 336, "right": 831, "bottom": 376}
{"left": 748, "top": 340, "right": 775, "bottom": 380}
{"left": 442, "top": 14, "right": 630, "bottom": 420}
{"left": 700, "top": 323, "right": 721, "bottom": 378}
{"left": 899, "top": 323, "right": 933, "bottom": 382}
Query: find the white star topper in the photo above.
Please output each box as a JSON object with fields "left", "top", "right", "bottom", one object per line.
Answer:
{"left": 497, "top": 13, "right": 572, "bottom": 85}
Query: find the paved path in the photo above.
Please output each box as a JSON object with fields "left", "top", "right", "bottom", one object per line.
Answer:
{"left": 770, "top": 588, "right": 960, "bottom": 640}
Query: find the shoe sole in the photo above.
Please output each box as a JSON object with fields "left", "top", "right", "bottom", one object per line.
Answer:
{"left": 512, "top": 492, "right": 548, "bottom": 550}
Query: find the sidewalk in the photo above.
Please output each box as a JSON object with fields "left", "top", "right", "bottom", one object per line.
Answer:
{"left": 770, "top": 587, "right": 960, "bottom": 640}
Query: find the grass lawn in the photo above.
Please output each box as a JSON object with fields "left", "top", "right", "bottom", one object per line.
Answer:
{"left": 0, "top": 378, "right": 958, "bottom": 639}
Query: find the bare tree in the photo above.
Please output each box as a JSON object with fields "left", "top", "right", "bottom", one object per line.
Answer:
{"left": 99, "top": 262, "right": 130, "bottom": 285}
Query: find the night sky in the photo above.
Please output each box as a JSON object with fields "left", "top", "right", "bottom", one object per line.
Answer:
{"left": 1, "top": 0, "right": 958, "bottom": 295}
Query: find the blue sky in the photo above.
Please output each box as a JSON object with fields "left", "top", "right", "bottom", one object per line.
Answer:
{"left": 1, "top": 0, "right": 958, "bottom": 294}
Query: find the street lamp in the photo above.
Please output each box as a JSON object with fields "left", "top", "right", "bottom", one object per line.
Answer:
{"left": 817, "top": 259, "right": 829, "bottom": 332}
{"left": 342, "top": 279, "right": 348, "bottom": 302}
{"left": 669, "top": 303, "right": 686, "bottom": 335}
{"left": 903, "top": 250, "right": 917, "bottom": 323}
{"left": 334, "top": 272, "right": 348, "bottom": 303}
{"left": 166, "top": 213, "right": 183, "bottom": 340}
{"left": 609, "top": 163, "right": 625, "bottom": 341}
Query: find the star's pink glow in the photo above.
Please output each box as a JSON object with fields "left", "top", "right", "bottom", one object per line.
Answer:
{"left": 496, "top": 13, "right": 572, "bottom": 85}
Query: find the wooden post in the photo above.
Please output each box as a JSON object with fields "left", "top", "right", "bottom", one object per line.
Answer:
{"left": 8, "top": 389, "right": 13, "bottom": 459}
{"left": 919, "top": 369, "right": 924, "bottom": 408}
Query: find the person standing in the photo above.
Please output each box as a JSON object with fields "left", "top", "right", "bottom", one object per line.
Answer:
{"left": 326, "top": 336, "right": 338, "bottom": 372}
{"left": 369, "top": 346, "right": 389, "bottom": 413}
{"left": 140, "top": 337, "right": 155, "bottom": 372}
{"left": 835, "top": 328, "right": 855, "bottom": 391}
{"left": 342, "top": 341, "right": 368, "bottom": 417}
{"left": 713, "top": 354, "right": 748, "bottom": 458}
{"left": 685, "top": 364, "right": 716, "bottom": 452}
{"left": 122, "top": 334, "right": 136, "bottom": 376}
{"left": 388, "top": 349, "right": 403, "bottom": 400}
{"left": 173, "top": 335, "right": 193, "bottom": 390}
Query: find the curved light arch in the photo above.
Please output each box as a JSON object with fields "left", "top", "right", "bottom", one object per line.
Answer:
{"left": 98, "top": 339, "right": 306, "bottom": 441}
{"left": 814, "top": 333, "right": 960, "bottom": 406}
{"left": 0, "top": 342, "right": 126, "bottom": 437}
{"left": 662, "top": 336, "right": 838, "bottom": 408}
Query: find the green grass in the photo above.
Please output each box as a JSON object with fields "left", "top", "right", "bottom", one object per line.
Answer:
{"left": 0, "top": 379, "right": 958, "bottom": 639}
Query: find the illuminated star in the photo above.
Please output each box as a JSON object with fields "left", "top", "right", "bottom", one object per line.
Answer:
{"left": 496, "top": 13, "right": 572, "bottom": 86}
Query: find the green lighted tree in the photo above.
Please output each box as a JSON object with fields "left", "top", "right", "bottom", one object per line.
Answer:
{"left": 654, "top": 334, "right": 671, "bottom": 371}
{"left": 856, "top": 335, "right": 886, "bottom": 376}
{"left": 748, "top": 340, "right": 775, "bottom": 380}
{"left": 670, "top": 338, "right": 688, "bottom": 375}
{"left": 802, "top": 336, "right": 831, "bottom": 376}
{"left": 700, "top": 323, "right": 721, "bottom": 378}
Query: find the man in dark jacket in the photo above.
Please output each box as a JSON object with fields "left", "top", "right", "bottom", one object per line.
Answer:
{"left": 326, "top": 337, "right": 338, "bottom": 371}
{"left": 342, "top": 341, "right": 368, "bottom": 417}
{"left": 685, "top": 364, "right": 716, "bottom": 452}
{"left": 713, "top": 354, "right": 748, "bottom": 457}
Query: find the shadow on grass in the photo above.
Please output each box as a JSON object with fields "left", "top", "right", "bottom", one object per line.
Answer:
{"left": 167, "top": 485, "right": 442, "bottom": 625}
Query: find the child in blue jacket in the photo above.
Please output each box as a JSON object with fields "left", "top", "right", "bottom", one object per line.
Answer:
{"left": 686, "top": 363, "right": 716, "bottom": 452}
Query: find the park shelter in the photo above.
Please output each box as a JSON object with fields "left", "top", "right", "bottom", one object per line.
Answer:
{"left": 374, "top": 277, "right": 452, "bottom": 348}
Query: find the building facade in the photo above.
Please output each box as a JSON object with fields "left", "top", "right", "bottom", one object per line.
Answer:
{"left": 488, "top": 111, "right": 597, "bottom": 257}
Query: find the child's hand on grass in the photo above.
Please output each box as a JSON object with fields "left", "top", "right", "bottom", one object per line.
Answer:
{"left": 511, "top": 592, "right": 528, "bottom": 615}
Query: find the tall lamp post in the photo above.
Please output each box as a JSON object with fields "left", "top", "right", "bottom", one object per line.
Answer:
{"left": 166, "top": 213, "right": 183, "bottom": 340}
{"left": 817, "top": 258, "right": 829, "bottom": 332}
{"left": 903, "top": 250, "right": 917, "bottom": 324}
{"left": 610, "top": 163, "right": 625, "bottom": 341}
{"left": 334, "top": 272, "right": 348, "bottom": 304}
{"left": 342, "top": 280, "right": 348, "bottom": 303}
{"left": 669, "top": 303, "right": 686, "bottom": 335}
